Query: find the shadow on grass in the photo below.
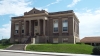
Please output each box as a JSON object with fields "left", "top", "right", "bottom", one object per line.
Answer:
{"left": 91, "top": 53, "right": 100, "bottom": 55}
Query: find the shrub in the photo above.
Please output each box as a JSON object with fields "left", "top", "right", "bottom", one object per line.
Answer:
{"left": 0, "top": 39, "right": 11, "bottom": 45}
{"left": 92, "top": 46, "right": 100, "bottom": 55}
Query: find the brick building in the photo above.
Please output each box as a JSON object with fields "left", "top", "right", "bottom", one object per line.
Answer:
{"left": 81, "top": 37, "right": 100, "bottom": 46}
{"left": 10, "top": 8, "right": 80, "bottom": 44}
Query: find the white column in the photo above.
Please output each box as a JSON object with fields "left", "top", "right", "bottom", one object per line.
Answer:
{"left": 38, "top": 19, "right": 40, "bottom": 35}
{"left": 43, "top": 19, "right": 45, "bottom": 35}
{"left": 24, "top": 20, "right": 26, "bottom": 35}
{"left": 29, "top": 20, "right": 31, "bottom": 36}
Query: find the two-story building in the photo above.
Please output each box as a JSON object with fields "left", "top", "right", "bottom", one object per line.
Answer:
{"left": 10, "top": 8, "right": 80, "bottom": 44}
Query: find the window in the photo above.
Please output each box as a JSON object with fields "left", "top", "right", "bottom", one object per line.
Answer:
{"left": 22, "top": 30, "right": 24, "bottom": 33}
{"left": 22, "top": 25, "right": 24, "bottom": 33}
{"left": 15, "top": 30, "right": 18, "bottom": 34}
{"left": 34, "top": 11, "right": 35, "bottom": 13}
{"left": 62, "top": 19, "right": 68, "bottom": 32}
{"left": 53, "top": 19, "right": 58, "bottom": 32}
{"left": 35, "top": 21, "right": 38, "bottom": 26}
{"left": 15, "top": 24, "right": 19, "bottom": 34}
{"left": 63, "top": 38, "right": 68, "bottom": 43}
{"left": 53, "top": 38, "right": 58, "bottom": 43}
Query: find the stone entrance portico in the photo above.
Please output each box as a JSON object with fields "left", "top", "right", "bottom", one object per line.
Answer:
{"left": 10, "top": 12, "right": 48, "bottom": 44}
{"left": 24, "top": 17, "right": 47, "bottom": 43}
{"left": 24, "top": 17, "right": 47, "bottom": 36}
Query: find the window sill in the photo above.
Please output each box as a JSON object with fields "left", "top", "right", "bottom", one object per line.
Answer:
{"left": 14, "top": 33, "right": 18, "bottom": 35}
{"left": 62, "top": 31, "right": 68, "bottom": 33}
{"left": 53, "top": 32, "right": 59, "bottom": 33}
{"left": 21, "top": 33, "right": 24, "bottom": 34}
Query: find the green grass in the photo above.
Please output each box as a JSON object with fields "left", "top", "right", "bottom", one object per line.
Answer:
{"left": 26, "top": 44, "right": 93, "bottom": 54}
{"left": 0, "top": 44, "right": 11, "bottom": 49}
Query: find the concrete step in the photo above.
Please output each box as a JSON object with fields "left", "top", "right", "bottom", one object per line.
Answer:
{"left": 6, "top": 44, "right": 26, "bottom": 51}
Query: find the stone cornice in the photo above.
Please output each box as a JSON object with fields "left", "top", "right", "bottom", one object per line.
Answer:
{"left": 11, "top": 12, "right": 79, "bottom": 23}
{"left": 23, "top": 13, "right": 48, "bottom": 18}
{"left": 73, "top": 13, "right": 80, "bottom": 23}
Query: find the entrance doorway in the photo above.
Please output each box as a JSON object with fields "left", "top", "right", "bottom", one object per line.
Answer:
{"left": 34, "top": 21, "right": 38, "bottom": 36}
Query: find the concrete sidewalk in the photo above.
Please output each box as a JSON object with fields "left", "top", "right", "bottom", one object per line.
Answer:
{"left": 0, "top": 50, "right": 94, "bottom": 56}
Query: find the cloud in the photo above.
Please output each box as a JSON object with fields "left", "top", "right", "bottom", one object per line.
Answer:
{"left": 0, "top": 22, "right": 11, "bottom": 39}
{"left": 67, "top": 0, "right": 81, "bottom": 7}
{"left": 0, "top": 0, "right": 32, "bottom": 16}
{"left": 44, "top": 0, "right": 62, "bottom": 8}
{"left": 39, "top": 0, "right": 62, "bottom": 11}
{"left": 35, "top": 0, "right": 62, "bottom": 12}
{"left": 75, "top": 9, "right": 100, "bottom": 39}
{"left": 0, "top": 0, "right": 62, "bottom": 16}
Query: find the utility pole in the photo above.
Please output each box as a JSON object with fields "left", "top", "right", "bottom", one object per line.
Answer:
{"left": 2, "top": 36, "right": 3, "bottom": 40}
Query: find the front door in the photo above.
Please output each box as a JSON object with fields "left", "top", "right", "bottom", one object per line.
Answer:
{"left": 34, "top": 21, "right": 38, "bottom": 36}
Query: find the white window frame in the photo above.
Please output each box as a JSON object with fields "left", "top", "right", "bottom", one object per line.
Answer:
{"left": 62, "top": 18, "right": 68, "bottom": 32}
{"left": 53, "top": 19, "right": 59, "bottom": 33}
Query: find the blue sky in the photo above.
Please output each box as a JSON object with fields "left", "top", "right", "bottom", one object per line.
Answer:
{"left": 0, "top": 0, "right": 100, "bottom": 39}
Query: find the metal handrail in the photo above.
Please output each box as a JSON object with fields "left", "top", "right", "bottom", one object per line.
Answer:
{"left": 24, "top": 36, "right": 31, "bottom": 44}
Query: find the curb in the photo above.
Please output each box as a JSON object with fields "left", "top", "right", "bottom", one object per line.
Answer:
{"left": 24, "top": 44, "right": 28, "bottom": 51}
{"left": 0, "top": 50, "right": 93, "bottom": 56}
{"left": 5, "top": 45, "right": 13, "bottom": 50}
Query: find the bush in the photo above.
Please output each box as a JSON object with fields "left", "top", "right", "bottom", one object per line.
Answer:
{"left": 92, "top": 46, "right": 100, "bottom": 55}
{"left": 0, "top": 39, "right": 11, "bottom": 46}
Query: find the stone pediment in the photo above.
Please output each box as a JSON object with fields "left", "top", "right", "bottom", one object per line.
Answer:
{"left": 24, "top": 8, "right": 46, "bottom": 15}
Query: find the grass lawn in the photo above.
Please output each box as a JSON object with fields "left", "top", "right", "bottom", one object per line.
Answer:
{"left": 26, "top": 44, "right": 93, "bottom": 54}
{"left": 0, "top": 44, "right": 11, "bottom": 49}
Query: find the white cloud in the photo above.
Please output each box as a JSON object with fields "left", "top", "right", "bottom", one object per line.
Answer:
{"left": 0, "top": 22, "right": 11, "bottom": 39}
{"left": 0, "top": 0, "right": 62, "bottom": 16}
{"left": 39, "top": 0, "right": 62, "bottom": 11}
{"left": 75, "top": 9, "right": 100, "bottom": 39}
{"left": 0, "top": 0, "right": 32, "bottom": 16}
{"left": 67, "top": 0, "right": 81, "bottom": 7}
{"left": 44, "top": 0, "right": 62, "bottom": 8}
{"left": 35, "top": 0, "right": 62, "bottom": 12}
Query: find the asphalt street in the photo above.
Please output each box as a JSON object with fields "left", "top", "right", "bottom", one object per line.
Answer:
{"left": 0, "top": 52, "right": 59, "bottom": 56}
{"left": 0, "top": 50, "right": 94, "bottom": 56}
